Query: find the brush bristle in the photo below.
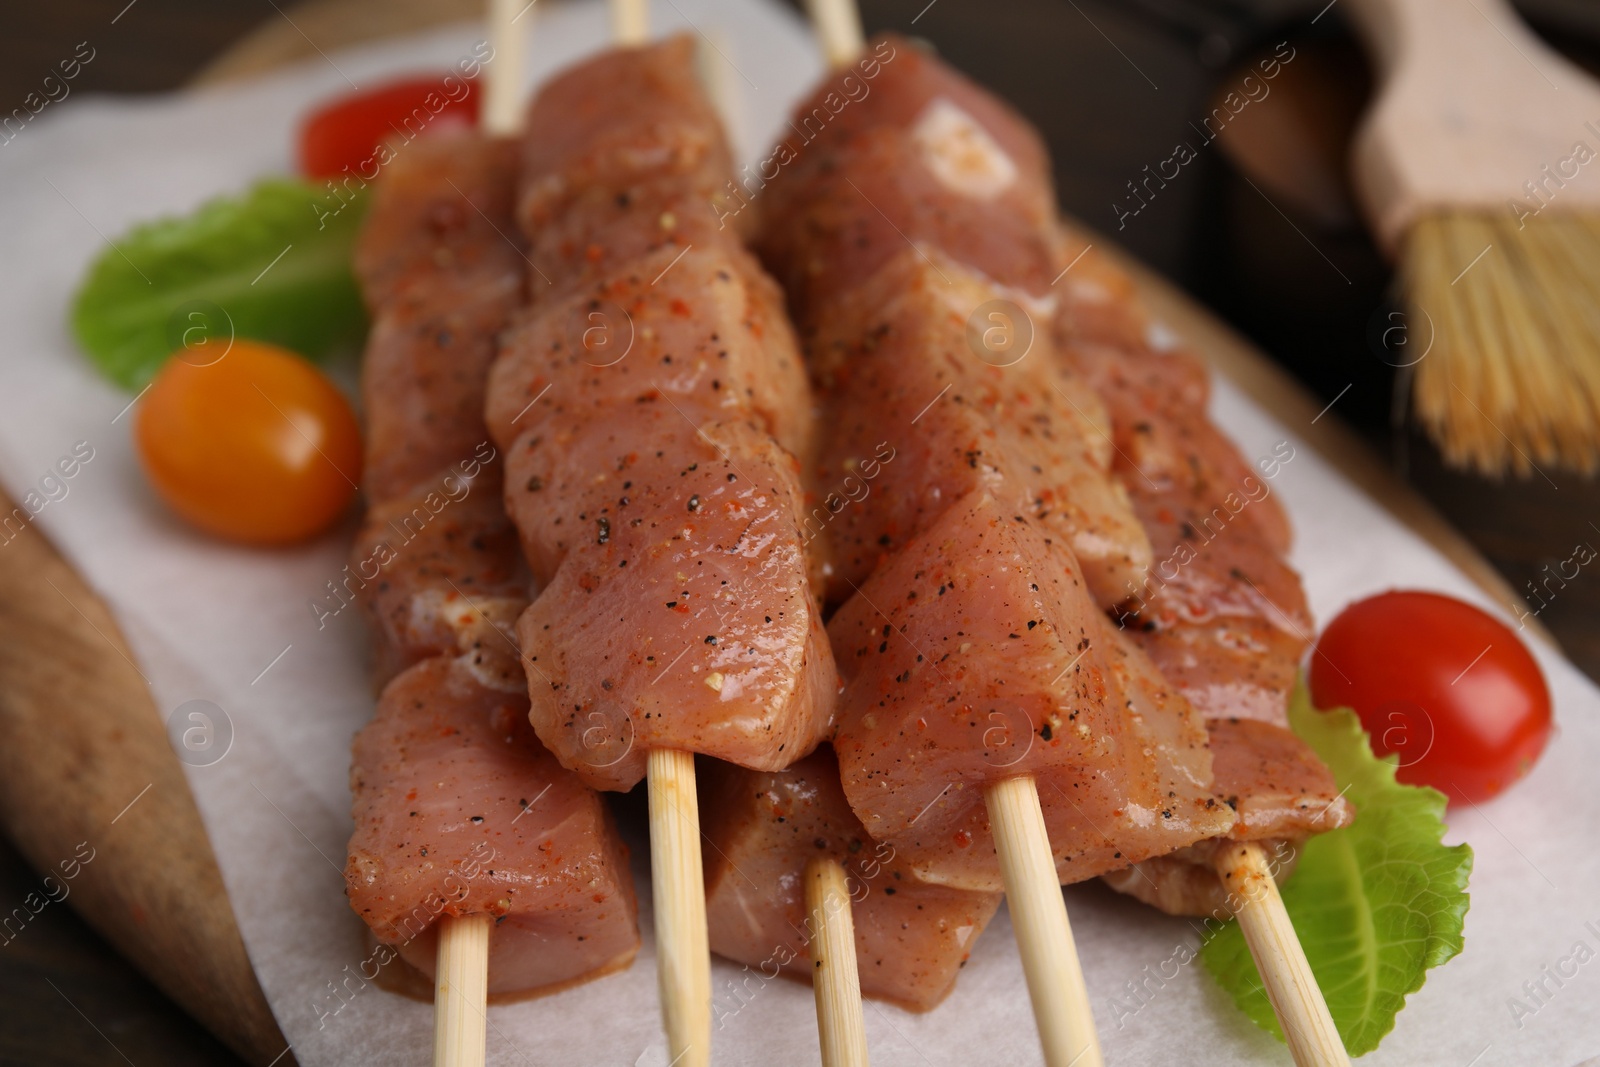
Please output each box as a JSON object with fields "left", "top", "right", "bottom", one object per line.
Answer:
{"left": 1403, "top": 210, "right": 1600, "bottom": 479}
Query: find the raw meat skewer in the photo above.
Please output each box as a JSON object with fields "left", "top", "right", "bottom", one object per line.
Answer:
{"left": 345, "top": 88, "right": 639, "bottom": 1067}
{"left": 793, "top": 7, "right": 1350, "bottom": 1062}
{"left": 793, "top": 10, "right": 1117, "bottom": 1063}
{"left": 483, "top": 10, "right": 839, "bottom": 1063}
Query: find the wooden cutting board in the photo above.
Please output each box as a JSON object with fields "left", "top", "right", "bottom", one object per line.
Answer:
{"left": 0, "top": 3, "right": 1548, "bottom": 1065}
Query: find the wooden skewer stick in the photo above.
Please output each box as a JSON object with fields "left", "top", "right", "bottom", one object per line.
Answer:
{"left": 432, "top": 6, "right": 530, "bottom": 1065}
{"left": 804, "top": 0, "right": 864, "bottom": 69}
{"left": 805, "top": 857, "right": 870, "bottom": 1067}
{"left": 985, "top": 777, "right": 1102, "bottom": 1067}
{"left": 1213, "top": 843, "right": 1350, "bottom": 1067}
{"left": 483, "top": 0, "right": 527, "bottom": 137}
{"left": 611, "top": 0, "right": 650, "bottom": 47}
{"left": 434, "top": 914, "right": 493, "bottom": 1067}
{"left": 648, "top": 748, "right": 712, "bottom": 1067}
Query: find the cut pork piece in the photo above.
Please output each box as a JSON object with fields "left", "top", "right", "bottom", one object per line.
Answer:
{"left": 799, "top": 246, "right": 1149, "bottom": 610}
{"left": 702, "top": 747, "right": 1001, "bottom": 1012}
{"left": 828, "top": 491, "right": 1233, "bottom": 892}
{"left": 757, "top": 36, "right": 1060, "bottom": 328}
{"left": 507, "top": 408, "right": 834, "bottom": 793}
{"left": 346, "top": 656, "right": 640, "bottom": 995}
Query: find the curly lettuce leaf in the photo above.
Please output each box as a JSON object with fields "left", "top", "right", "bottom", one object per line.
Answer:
{"left": 70, "top": 178, "right": 369, "bottom": 389}
{"left": 1200, "top": 683, "right": 1472, "bottom": 1055}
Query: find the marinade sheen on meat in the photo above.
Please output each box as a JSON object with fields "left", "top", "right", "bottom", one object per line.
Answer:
{"left": 757, "top": 34, "right": 1350, "bottom": 912}
{"left": 701, "top": 747, "right": 1002, "bottom": 1012}
{"left": 344, "top": 133, "right": 640, "bottom": 995}
{"left": 758, "top": 37, "right": 1234, "bottom": 892}
{"left": 485, "top": 37, "right": 836, "bottom": 793}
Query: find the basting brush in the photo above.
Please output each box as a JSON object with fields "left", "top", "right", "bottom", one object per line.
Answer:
{"left": 1346, "top": 0, "right": 1600, "bottom": 477}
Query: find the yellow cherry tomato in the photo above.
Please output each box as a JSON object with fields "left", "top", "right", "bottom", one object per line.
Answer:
{"left": 135, "top": 340, "right": 361, "bottom": 545}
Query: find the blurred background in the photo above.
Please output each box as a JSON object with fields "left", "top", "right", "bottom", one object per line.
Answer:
{"left": 4, "top": 0, "right": 1599, "bottom": 1061}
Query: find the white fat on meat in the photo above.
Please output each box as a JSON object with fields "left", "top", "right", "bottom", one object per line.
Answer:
{"left": 409, "top": 589, "right": 527, "bottom": 692}
{"left": 1146, "top": 319, "right": 1182, "bottom": 352}
{"left": 912, "top": 98, "right": 1018, "bottom": 200}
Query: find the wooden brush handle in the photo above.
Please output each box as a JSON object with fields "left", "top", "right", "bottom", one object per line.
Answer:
{"left": 1345, "top": 0, "right": 1600, "bottom": 250}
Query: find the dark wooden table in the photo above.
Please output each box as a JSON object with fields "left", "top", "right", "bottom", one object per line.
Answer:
{"left": 5, "top": 0, "right": 1599, "bottom": 1062}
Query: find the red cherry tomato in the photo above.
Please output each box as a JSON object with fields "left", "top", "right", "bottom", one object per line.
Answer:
{"left": 136, "top": 340, "right": 362, "bottom": 546}
{"left": 297, "top": 74, "right": 479, "bottom": 180}
{"left": 1309, "top": 590, "right": 1552, "bottom": 804}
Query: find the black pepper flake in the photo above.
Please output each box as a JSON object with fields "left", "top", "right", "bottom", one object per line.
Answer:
{"left": 525, "top": 475, "right": 544, "bottom": 492}
{"left": 596, "top": 517, "right": 610, "bottom": 544}
{"left": 1040, "top": 723, "right": 1053, "bottom": 741}
{"left": 1027, "top": 620, "right": 1037, "bottom": 629}
{"left": 687, "top": 494, "right": 701, "bottom": 512}
{"left": 704, "top": 635, "right": 717, "bottom": 644}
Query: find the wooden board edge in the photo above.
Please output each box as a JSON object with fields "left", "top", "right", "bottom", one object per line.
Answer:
{"left": 0, "top": 503, "right": 292, "bottom": 1067}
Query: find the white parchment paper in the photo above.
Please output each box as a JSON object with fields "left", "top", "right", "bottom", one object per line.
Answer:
{"left": 0, "top": 1, "right": 1596, "bottom": 1063}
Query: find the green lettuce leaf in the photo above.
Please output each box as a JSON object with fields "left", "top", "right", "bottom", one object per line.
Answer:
{"left": 1200, "top": 683, "right": 1472, "bottom": 1055}
{"left": 70, "top": 178, "right": 369, "bottom": 389}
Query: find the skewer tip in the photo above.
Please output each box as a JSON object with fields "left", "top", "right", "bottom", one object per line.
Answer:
{"left": 1215, "top": 841, "right": 1351, "bottom": 1067}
